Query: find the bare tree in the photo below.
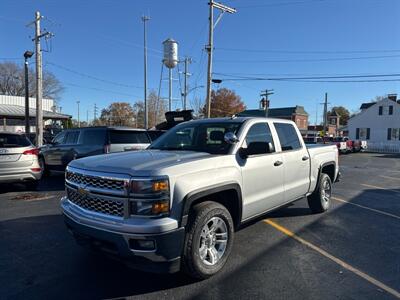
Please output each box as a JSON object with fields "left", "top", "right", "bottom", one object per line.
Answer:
{"left": 132, "top": 90, "right": 168, "bottom": 128}
{"left": 0, "top": 61, "right": 63, "bottom": 101}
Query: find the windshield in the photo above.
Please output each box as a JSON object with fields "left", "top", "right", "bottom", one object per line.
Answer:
{"left": 149, "top": 121, "right": 242, "bottom": 154}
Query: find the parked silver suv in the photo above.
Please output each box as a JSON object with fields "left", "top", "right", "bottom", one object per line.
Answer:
{"left": 0, "top": 132, "right": 43, "bottom": 189}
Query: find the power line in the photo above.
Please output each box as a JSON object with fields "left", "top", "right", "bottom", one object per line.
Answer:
{"left": 214, "top": 72, "right": 400, "bottom": 80}
{"left": 64, "top": 82, "right": 141, "bottom": 97}
{"left": 215, "top": 54, "right": 400, "bottom": 63}
{"left": 214, "top": 72, "right": 400, "bottom": 83}
{"left": 235, "top": 0, "right": 330, "bottom": 9}
{"left": 215, "top": 47, "right": 400, "bottom": 54}
{"left": 46, "top": 61, "right": 143, "bottom": 89}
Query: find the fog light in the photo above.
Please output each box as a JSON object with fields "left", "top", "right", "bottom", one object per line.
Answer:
{"left": 152, "top": 200, "right": 169, "bottom": 214}
{"left": 129, "top": 239, "right": 155, "bottom": 251}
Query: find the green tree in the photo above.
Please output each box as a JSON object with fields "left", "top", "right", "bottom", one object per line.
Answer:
{"left": 99, "top": 102, "right": 135, "bottom": 126}
{"left": 202, "top": 88, "right": 246, "bottom": 118}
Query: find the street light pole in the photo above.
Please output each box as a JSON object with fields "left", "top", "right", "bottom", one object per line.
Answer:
{"left": 23, "top": 51, "right": 34, "bottom": 134}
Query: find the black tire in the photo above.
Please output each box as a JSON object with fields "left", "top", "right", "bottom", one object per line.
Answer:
{"left": 39, "top": 156, "right": 49, "bottom": 177}
{"left": 182, "top": 201, "right": 234, "bottom": 280}
{"left": 307, "top": 173, "right": 332, "bottom": 214}
{"left": 26, "top": 180, "right": 39, "bottom": 191}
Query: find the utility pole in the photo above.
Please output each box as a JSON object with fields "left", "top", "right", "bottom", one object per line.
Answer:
{"left": 321, "top": 92, "right": 330, "bottom": 135}
{"left": 183, "top": 57, "right": 191, "bottom": 110}
{"left": 23, "top": 51, "right": 34, "bottom": 134}
{"left": 260, "top": 89, "right": 274, "bottom": 117}
{"left": 205, "top": 1, "right": 236, "bottom": 118}
{"left": 77, "top": 100, "right": 80, "bottom": 127}
{"left": 93, "top": 103, "right": 98, "bottom": 123}
{"left": 142, "top": 15, "right": 150, "bottom": 129}
{"left": 29, "top": 11, "right": 53, "bottom": 146}
{"left": 86, "top": 109, "right": 89, "bottom": 125}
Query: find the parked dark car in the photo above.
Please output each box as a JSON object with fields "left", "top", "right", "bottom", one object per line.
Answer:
{"left": 40, "top": 127, "right": 162, "bottom": 173}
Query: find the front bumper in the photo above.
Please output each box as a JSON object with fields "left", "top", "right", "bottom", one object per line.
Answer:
{"left": 61, "top": 197, "right": 185, "bottom": 273}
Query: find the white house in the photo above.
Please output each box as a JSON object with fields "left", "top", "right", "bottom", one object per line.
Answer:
{"left": 348, "top": 94, "right": 400, "bottom": 152}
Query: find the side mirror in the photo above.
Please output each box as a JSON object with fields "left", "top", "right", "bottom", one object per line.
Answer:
{"left": 224, "top": 132, "right": 239, "bottom": 144}
{"left": 239, "top": 142, "right": 275, "bottom": 159}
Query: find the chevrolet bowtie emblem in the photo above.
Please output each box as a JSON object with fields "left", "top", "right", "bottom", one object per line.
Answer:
{"left": 77, "top": 186, "right": 90, "bottom": 196}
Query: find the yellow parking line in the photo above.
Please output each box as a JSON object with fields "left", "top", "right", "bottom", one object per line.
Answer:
{"left": 332, "top": 196, "right": 400, "bottom": 220}
{"left": 361, "top": 183, "right": 400, "bottom": 195}
{"left": 380, "top": 175, "right": 400, "bottom": 181}
{"left": 264, "top": 219, "right": 400, "bottom": 299}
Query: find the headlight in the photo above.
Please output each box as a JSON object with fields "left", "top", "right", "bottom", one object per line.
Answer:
{"left": 129, "top": 177, "right": 170, "bottom": 217}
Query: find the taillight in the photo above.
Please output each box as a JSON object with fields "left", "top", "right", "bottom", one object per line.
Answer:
{"left": 104, "top": 144, "right": 110, "bottom": 154}
{"left": 23, "top": 148, "right": 39, "bottom": 156}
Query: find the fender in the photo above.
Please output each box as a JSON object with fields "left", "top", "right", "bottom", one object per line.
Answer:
{"left": 180, "top": 183, "right": 243, "bottom": 227}
{"left": 315, "top": 161, "right": 337, "bottom": 189}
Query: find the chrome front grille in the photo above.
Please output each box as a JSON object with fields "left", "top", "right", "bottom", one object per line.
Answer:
{"left": 67, "top": 188, "right": 124, "bottom": 217}
{"left": 66, "top": 171, "right": 126, "bottom": 192}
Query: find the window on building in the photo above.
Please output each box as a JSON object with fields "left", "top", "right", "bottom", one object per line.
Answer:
{"left": 356, "top": 128, "right": 370, "bottom": 140}
{"left": 379, "top": 105, "right": 393, "bottom": 116}
{"left": 387, "top": 128, "right": 400, "bottom": 141}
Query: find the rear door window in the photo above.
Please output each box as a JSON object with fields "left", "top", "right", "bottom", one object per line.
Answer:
{"left": 109, "top": 130, "right": 150, "bottom": 144}
{"left": 64, "top": 131, "right": 80, "bottom": 145}
{"left": 53, "top": 132, "right": 66, "bottom": 144}
{"left": 81, "top": 129, "right": 106, "bottom": 145}
{"left": 274, "top": 123, "right": 302, "bottom": 151}
{"left": 0, "top": 134, "right": 31, "bottom": 148}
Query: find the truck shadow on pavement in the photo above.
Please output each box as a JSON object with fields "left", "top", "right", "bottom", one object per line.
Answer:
{"left": 1, "top": 188, "right": 399, "bottom": 299}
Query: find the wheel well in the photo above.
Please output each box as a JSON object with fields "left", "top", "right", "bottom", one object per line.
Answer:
{"left": 321, "top": 164, "right": 335, "bottom": 182}
{"left": 187, "top": 189, "right": 241, "bottom": 229}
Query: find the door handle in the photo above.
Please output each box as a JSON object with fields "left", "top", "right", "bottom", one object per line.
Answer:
{"left": 302, "top": 156, "right": 309, "bottom": 161}
{"left": 274, "top": 160, "right": 283, "bottom": 166}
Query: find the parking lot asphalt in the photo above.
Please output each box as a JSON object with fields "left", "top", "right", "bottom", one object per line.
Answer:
{"left": 0, "top": 152, "right": 399, "bottom": 300}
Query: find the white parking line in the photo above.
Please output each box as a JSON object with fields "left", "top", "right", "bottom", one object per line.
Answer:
{"left": 332, "top": 196, "right": 400, "bottom": 220}
{"left": 380, "top": 175, "right": 400, "bottom": 181}
{"left": 265, "top": 219, "right": 400, "bottom": 299}
{"left": 361, "top": 184, "right": 400, "bottom": 195}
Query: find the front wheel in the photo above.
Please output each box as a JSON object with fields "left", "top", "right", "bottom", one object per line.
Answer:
{"left": 182, "top": 201, "right": 234, "bottom": 279}
{"left": 307, "top": 173, "right": 332, "bottom": 213}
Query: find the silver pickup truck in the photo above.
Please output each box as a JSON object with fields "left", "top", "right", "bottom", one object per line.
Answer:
{"left": 61, "top": 117, "right": 339, "bottom": 279}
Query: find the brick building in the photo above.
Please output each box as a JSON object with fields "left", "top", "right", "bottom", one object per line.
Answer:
{"left": 238, "top": 105, "right": 309, "bottom": 134}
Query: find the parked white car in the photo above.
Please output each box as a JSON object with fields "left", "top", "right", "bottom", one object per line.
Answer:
{"left": 0, "top": 132, "right": 43, "bottom": 189}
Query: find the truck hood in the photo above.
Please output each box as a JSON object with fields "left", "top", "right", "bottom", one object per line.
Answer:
{"left": 69, "top": 150, "right": 212, "bottom": 176}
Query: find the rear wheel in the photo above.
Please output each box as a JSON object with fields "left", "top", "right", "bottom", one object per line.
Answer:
{"left": 182, "top": 201, "right": 234, "bottom": 279}
{"left": 307, "top": 173, "right": 332, "bottom": 213}
{"left": 39, "top": 156, "right": 49, "bottom": 177}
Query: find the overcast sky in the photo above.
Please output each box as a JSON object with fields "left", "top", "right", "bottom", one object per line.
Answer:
{"left": 1, "top": 0, "right": 399, "bottom": 123}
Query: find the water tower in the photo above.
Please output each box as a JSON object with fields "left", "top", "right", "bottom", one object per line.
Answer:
{"left": 163, "top": 38, "right": 178, "bottom": 111}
